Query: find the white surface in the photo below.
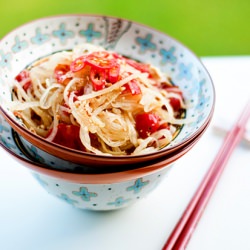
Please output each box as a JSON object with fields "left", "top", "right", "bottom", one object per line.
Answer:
{"left": 0, "top": 56, "right": 250, "bottom": 250}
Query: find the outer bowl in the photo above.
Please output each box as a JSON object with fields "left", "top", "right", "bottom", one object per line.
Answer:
{"left": 0, "top": 14, "right": 215, "bottom": 168}
{"left": 0, "top": 126, "right": 201, "bottom": 211}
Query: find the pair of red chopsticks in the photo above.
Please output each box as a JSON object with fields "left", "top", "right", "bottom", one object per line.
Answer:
{"left": 163, "top": 99, "right": 250, "bottom": 250}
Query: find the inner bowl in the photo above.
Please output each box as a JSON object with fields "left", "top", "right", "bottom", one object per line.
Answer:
{"left": 15, "top": 117, "right": 209, "bottom": 173}
{"left": 0, "top": 14, "right": 215, "bottom": 168}
{"left": 0, "top": 109, "right": 207, "bottom": 174}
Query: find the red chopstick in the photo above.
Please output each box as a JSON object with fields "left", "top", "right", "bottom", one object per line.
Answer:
{"left": 162, "top": 99, "right": 250, "bottom": 250}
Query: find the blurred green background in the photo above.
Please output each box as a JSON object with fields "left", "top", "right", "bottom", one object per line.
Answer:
{"left": 0, "top": 0, "right": 249, "bottom": 56}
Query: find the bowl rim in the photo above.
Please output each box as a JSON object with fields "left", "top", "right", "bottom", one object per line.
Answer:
{"left": 0, "top": 13, "right": 215, "bottom": 165}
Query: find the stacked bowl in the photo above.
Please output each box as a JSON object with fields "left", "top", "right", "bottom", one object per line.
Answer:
{"left": 0, "top": 15, "right": 215, "bottom": 210}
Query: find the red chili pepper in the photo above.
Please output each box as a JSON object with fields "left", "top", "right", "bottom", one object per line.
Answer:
{"left": 15, "top": 70, "right": 32, "bottom": 92}
{"left": 125, "top": 58, "right": 150, "bottom": 73}
{"left": 54, "top": 64, "right": 71, "bottom": 84}
{"left": 71, "top": 51, "right": 121, "bottom": 90}
{"left": 107, "top": 63, "right": 120, "bottom": 83}
{"left": 90, "top": 68, "right": 106, "bottom": 91}
{"left": 135, "top": 113, "right": 160, "bottom": 138}
{"left": 70, "top": 56, "right": 86, "bottom": 72}
{"left": 85, "top": 51, "right": 115, "bottom": 70}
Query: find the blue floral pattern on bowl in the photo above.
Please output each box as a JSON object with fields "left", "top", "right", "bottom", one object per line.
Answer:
{"left": 31, "top": 168, "right": 169, "bottom": 210}
{"left": 0, "top": 14, "right": 214, "bottom": 156}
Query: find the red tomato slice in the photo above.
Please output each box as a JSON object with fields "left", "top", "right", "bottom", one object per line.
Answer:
{"left": 90, "top": 68, "right": 106, "bottom": 91}
{"left": 162, "top": 85, "right": 183, "bottom": 111}
{"left": 50, "top": 123, "right": 85, "bottom": 151}
{"left": 70, "top": 56, "right": 86, "bottom": 72}
{"left": 54, "top": 64, "right": 70, "bottom": 84}
{"left": 169, "top": 97, "right": 181, "bottom": 111}
{"left": 15, "top": 70, "right": 32, "bottom": 91}
{"left": 135, "top": 113, "right": 160, "bottom": 138}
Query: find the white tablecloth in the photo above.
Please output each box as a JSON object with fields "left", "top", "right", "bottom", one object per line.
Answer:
{"left": 0, "top": 56, "right": 250, "bottom": 250}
